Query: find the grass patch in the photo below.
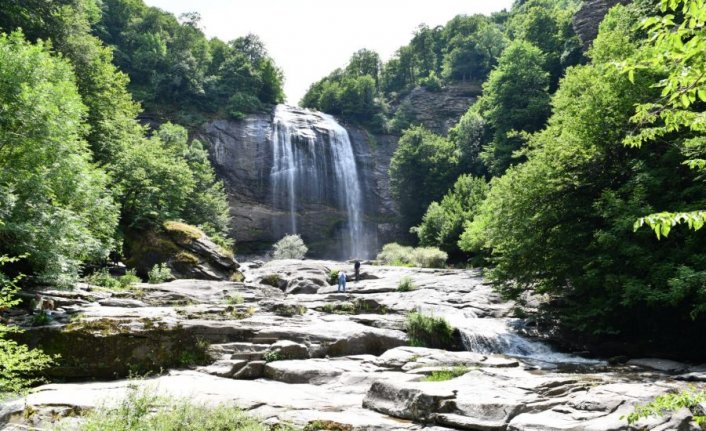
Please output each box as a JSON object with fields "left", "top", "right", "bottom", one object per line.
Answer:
{"left": 61, "top": 386, "right": 296, "bottom": 431}
{"left": 163, "top": 221, "right": 204, "bottom": 243}
{"left": 422, "top": 366, "right": 469, "bottom": 382}
{"left": 405, "top": 311, "right": 455, "bottom": 349}
{"left": 272, "top": 303, "right": 307, "bottom": 317}
{"left": 226, "top": 293, "right": 244, "bottom": 305}
{"left": 397, "top": 276, "right": 416, "bottom": 292}
{"left": 319, "top": 299, "right": 387, "bottom": 315}
{"left": 304, "top": 420, "right": 352, "bottom": 431}
{"left": 263, "top": 351, "right": 285, "bottom": 363}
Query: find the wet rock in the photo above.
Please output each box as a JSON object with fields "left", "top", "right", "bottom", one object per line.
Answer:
{"left": 627, "top": 358, "right": 689, "bottom": 373}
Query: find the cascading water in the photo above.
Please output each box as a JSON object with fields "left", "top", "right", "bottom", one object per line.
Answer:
{"left": 457, "top": 318, "right": 601, "bottom": 366}
{"left": 269, "top": 105, "right": 370, "bottom": 259}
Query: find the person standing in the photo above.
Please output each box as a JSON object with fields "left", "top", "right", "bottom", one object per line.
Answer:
{"left": 338, "top": 270, "right": 347, "bottom": 292}
{"left": 354, "top": 260, "right": 361, "bottom": 282}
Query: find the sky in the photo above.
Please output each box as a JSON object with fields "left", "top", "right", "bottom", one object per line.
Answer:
{"left": 143, "top": 0, "right": 514, "bottom": 104}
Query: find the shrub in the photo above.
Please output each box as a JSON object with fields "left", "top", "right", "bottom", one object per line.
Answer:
{"left": 397, "top": 276, "right": 417, "bottom": 292}
{"left": 86, "top": 269, "right": 141, "bottom": 290}
{"left": 624, "top": 386, "right": 706, "bottom": 426}
{"left": 376, "top": 243, "right": 447, "bottom": 268}
{"left": 0, "top": 254, "right": 54, "bottom": 396}
{"left": 405, "top": 310, "right": 455, "bottom": 349}
{"left": 148, "top": 264, "right": 172, "bottom": 284}
{"left": 226, "top": 293, "right": 244, "bottom": 305}
{"left": 263, "top": 351, "right": 285, "bottom": 363}
{"left": 423, "top": 366, "right": 469, "bottom": 382}
{"left": 69, "top": 386, "right": 295, "bottom": 431}
{"left": 328, "top": 270, "right": 340, "bottom": 285}
{"left": 411, "top": 247, "right": 448, "bottom": 268}
{"left": 31, "top": 311, "right": 52, "bottom": 327}
{"left": 273, "top": 234, "right": 308, "bottom": 260}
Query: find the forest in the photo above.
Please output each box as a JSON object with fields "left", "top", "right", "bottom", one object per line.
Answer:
{"left": 0, "top": 0, "right": 706, "bottom": 418}
{"left": 304, "top": 0, "right": 706, "bottom": 355}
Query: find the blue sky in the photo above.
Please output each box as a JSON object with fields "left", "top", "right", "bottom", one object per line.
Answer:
{"left": 143, "top": 0, "right": 514, "bottom": 104}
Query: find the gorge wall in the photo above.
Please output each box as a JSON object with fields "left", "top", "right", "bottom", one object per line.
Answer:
{"left": 202, "top": 105, "right": 400, "bottom": 259}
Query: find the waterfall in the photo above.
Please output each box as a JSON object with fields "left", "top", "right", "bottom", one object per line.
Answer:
{"left": 269, "top": 105, "right": 369, "bottom": 259}
{"left": 458, "top": 318, "right": 601, "bottom": 366}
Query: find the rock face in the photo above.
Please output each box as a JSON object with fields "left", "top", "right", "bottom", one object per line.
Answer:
{"left": 5, "top": 261, "right": 702, "bottom": 431}
{"left": 392, "top": 82, "right": 482, "bottom": 135}
{"left": 573, "top": 0, "right": 632, "bottom": 50}
{"left": 124, "top": 221, "right": 241, "bottom": 281}
{"left": 203, "top": 106, "right": 400, "bottom": 258}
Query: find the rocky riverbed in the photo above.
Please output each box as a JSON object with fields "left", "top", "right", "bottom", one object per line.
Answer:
{"left": 1, "top": 260, "right": 704, "bottom": 430}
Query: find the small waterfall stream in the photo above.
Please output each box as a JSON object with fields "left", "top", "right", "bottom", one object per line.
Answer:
{"left": 270, "top": 105, "right": 369, "bottom": 259}
{"left": 457, "top": 318, "right": 601, "bottom": 366}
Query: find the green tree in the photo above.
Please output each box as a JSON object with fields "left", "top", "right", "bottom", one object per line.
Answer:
{"left": 390, "top": 126, "right": 460, "bottom": 233}
{"left": 0, "top": 32, "right": 119, "bottom": 284}
{"left": 620, "top": 0, "right": 706, "bottom": 238}
{"left": 414, "top": 175, "right": 488, "bottom": 257}
{"left": 464, "top": 5, "right": 706, "bottom": 352}
{"left": 478, "top": 40, "right": 551, "bottom": 176}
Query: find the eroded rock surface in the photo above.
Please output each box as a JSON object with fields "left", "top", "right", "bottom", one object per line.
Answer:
{"left": 2, "top": 261, "right": 701, "bottom": 430}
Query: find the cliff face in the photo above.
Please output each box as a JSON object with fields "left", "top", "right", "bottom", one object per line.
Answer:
{"left": 202, "top": 107, "right": 400, "bottom": 258}
{"left": 573, "top": 0, "right": 632, "bottom": 50}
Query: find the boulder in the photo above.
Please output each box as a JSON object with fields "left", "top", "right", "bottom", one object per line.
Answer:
{"left": 627, "top": 358, "right": 689, "bottom": 373}
{"left": 266, "top": 340, "right": 310, "bottom": 360}
{"left": 124, "top": 221, "right": 241, "bottom": 281}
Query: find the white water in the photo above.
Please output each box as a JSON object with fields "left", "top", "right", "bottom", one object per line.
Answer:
{"left": 270, "top": 105, "right": 369, "bottom": 259}
{"left": 458, "top": 318, "right": 602, "bottom": 366}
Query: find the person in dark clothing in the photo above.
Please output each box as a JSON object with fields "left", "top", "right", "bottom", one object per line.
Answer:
{"left": 354, "top": 260, "right": 361, "bottom": 282}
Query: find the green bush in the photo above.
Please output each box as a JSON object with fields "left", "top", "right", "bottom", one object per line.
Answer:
{"left": 148, "top": 264, "right": 173, "bottom": 284}
{"left": 328, "top": 270, "right": 340, "bottom": 285}
{"left": 376, "top": 243, "right": 447, "bottom": 268}
{"left": 226, "top": 293, "right": 244, "bottom": 305}
{"left": 273, "top": 234, "right": 308, "bottom": 260}
{"left": 86, "top": 269, "right": 141, "bottom": 290}
{"left": 31, "top": 311, "right": 52, "bottom": 327}
{"left": 397, "top": 276, "right": 417, "bottom": 292}
{"left": 0, "top": 254, "right": 55, "bottom": 397}
{"left": 422, "top": 366, "right": 469, "bottom": 382}
{"left": 263, "top": 351, "right": 285, "bottom": 363}
{"left": 405, "top": 310, "right": 455, "bottom": 349}
{"left": 624, "top": 386, "right": 706, "bottom": 426}
{"left": 66, "top": 386, "right": 295, "bottom": 431}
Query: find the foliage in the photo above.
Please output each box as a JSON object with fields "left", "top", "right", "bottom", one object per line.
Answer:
{"left": 397, "top": 276, "right": 417, "bottom": 292}
{"left": 226, "top": 293, "right": 244, "bottom": 305}
{"left": 273, "top": 234, "right": 308, "bottom": 260}
{"left": 624, "top": 386, "right": 706, "bottom": 425}
{"left": 0, "top": 254, "right": 54, "bottom": 397}
{"left": 86, "top": 269, "right": 140, "bottom": 290}
{"left": 328, "top": 270, "right": 340, "bottom": 286}
{"left": 390, "top": 126, "right": 460, "bottom": 232}
{"left": 405, "top": 311, "right": 455, "bottom": 349}
{"left": 31, "top": 311, "right": 52, "bottom": 327}
{"left": 376, "top": 243, "right": 447, "bottom": 268}
{"left": 66, "top": 386, "right": 296, "bottom": 431}
{"left": 464, "top": 3, "right": 706, "bottom": 351}
{"left": 148, "top": 264, "right": 172, "bottom": 284}
{"left": 449, "top": 106, "right": 488, "bottom": 177}
{"left": 413, "top": 175, "right": 489, "bottom": 257}
{"left": 95, "top": 1, "right": 284, "bottom": 124}
{"left": 0, "top": 32, "right": 119, "bottom": 285}
{"left": 422, "top": 366, "right": 469, "bottom": 382}
{"left": 619, "top": 0, "right": 706, "bottom": 238}
{"left": 477, "top": 40, "right": 551, "bottom": 176}
{"left": 263, "top": 351, "right": 285, "bottom": 363}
